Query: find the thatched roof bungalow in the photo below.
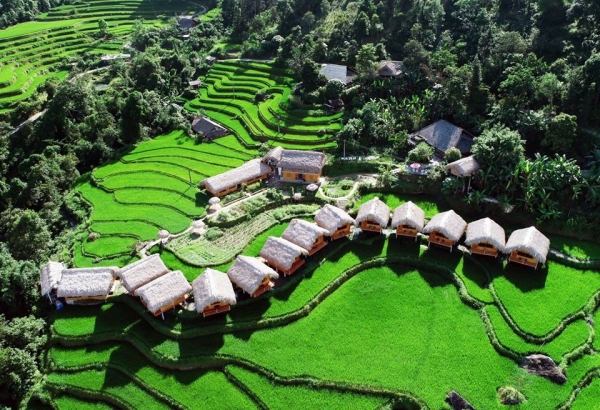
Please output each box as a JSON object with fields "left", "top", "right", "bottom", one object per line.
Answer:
{"left": 192, "top": 268, "right": 236, "bottom": 317}
{"left": 355, "top": 197, "right": 390, "bottom": 233}
{"left": 377, "top": 60, "right": 404, "bottom": 78}
{"left": 465, "top": 218, "right": 505, "bottom": 257}
{"left": 391, "top": 201, "right": 425, "bottom": 239}
{"left": 446, "top": 156, "right": 480, "bottom": 177}
{"left": 423, "top": 210, "right": 467, "bottom": 250}
{"left": 281, "top": 219, "right": 330, "bottom": 255}
{"left": 314, "top": 204, "right": 355, "bottom": 240}
{"left": 202, "top": 159, "right": 272, "bottom": 197}
{"left": 56, "top": 267, "right": 117, "bottom": 303}
{"left": 135, "top": 270, "right": 192, "bottom": 316}
{"left": 118, "top": 254, "right": 169, "bottom": 294}
{"left": 263, "top": 147, "right": 327, "bottom": 183}
{"left": 259, "top": 236, "right": 309, "bottom": 276}
{"left": 505, "top": 227, "right": 550, "bottom": 268}
{"left": 40, "top": 261, "right": 65, "bottom": 300}
{"left": 227, "top": 255, "right": 279, "bottom": 297}
{"left": 191, "top": 116, "right": 228, "bottom": 139}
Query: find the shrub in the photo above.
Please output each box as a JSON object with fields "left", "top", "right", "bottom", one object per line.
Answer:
{"left": 445, "top": 147, "right": 462, "bottom": 163}
{"left": 87, "top": 232, "right": 100, "bottom": 242}
{"left": 204, "top": 227, "right": 223, "bottom": 241}
{"left": 407, "top": 142, "right": 434, "bottom": 163}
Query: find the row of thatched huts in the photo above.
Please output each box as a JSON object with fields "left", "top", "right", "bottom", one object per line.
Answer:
{"left": 41, "top": 254, "right": 192, "bottom": 317}
{"left": 354, "top": 197, "right": 550, "bottom": 268}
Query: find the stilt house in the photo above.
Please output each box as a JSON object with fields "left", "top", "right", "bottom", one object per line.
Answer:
{"left": 56, "top": 267, "right": 117, "bottom": 304}
{"left": 391, "top": 201, "right": 425, "bottom": 240}
{"left": 118, "top": 254, "right": 169, "bottom": 294}
{"left": 314, "top": 204, "right": 355, "bottom": 240}
{"left": 192, "top": 268, "right": 237, "bottom": 317}
{"left": 423, "top": 210, "right": 467, "bottom": 250}
{"left": 259, "top": 236, "right": 309, "bottom": 276}
{"left": 505, "top": 227, "right": 550, "bottom": 269}
{"left": 465, "top": 217, "right": 505, "bottom": 257}
{"left": 227, "top": 255, "right": 279, "bottom": 298}
{"left": 281, "top": 219, "right": 330, "bottom": 255}
{"left": 202, "top": 159, "right": 272, "bottom": 197}
{"left": 355, "top": 197, "right": 390, "bottom": 233}
{"left": 134, "top": 270, "right": 192, "bottom": 316}
{"left": 40, "top": 261, "right": 65, "bottom": 302}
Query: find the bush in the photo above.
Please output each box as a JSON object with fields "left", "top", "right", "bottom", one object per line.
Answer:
{"left": 204, "top": 227, "right": 223, "bottom": 241}
{"left": 407, "top": 142, "right": 434, "bottom": 163}
{"left": 87, "top": 232, "right": 100, "bottom": 242}
{"left": 445, "top": 147, "right": 462, "bottom": 163}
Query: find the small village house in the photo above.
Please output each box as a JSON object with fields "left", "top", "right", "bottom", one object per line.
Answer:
{"left": 355, "top": 197, "right": 390, "bottom": 233}
{"left": 118, "top": 254, "right": 169, "bottom": 294}
{"left": 464, "top": 217, "right": 506, "bottom": 257}
{"left": 202, "top": 159, "right": 272, "bottom": 197}
{"left": 505, "top": 226, "right": 550, "bottom": 269}
{"left": 262, "top": 146, "right": 327, "bottom": 183}
{"left": 227, "top": 255, "right": 279, "bottom": 298}
{"left": 282, "top": 219, "right": 330, "bottom": 255}
{"left": 259, "top": 236, "right": 309, "bottom": 276}
{"left": 188, "top": 80, "right": 202, "bottom": 89}
{"left": 191, "top": 116, "right": 229, "bottom": 139}
{"left": 325, "top": 99, "right": 344, "bottom": 112}
{"left": 391, "top": 201, "right": 425, "bottom": 240}
{"left": 314, "top": 204, "right": 355, "bottom": 240}
{"left": 423, "top": 210, "right": 467, "bottom": 251}
{"left": 319, "top": 64, "right": 348, "bottom": 84}
{"left": 40, "top": 261, "right": 65, "bottom": 302}
{"left": 409, "top": 120, "right": 474, "bottom": 158}
{"left": 445, "top": 156, "right": 480, "bottom": 177}
{"left": 192, "top": 268, "right": 237, "bottom": 317}
{"left": 56, "top": 267, "right": 117, "bottom": 304}
{"left": 377, "top": 60, "right": 404, "bottom": 78}
{"left": 134, "top": 270, "right": 192, "bottom": 317}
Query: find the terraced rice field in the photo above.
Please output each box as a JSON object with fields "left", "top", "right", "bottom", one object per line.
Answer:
{"left": 0, "top": 0, "right": 202, "bottom": 111}
{"left": 50, "top": 179, "right": 600, "bottom": 409}
{"left": 185, "top": 60, "right": 343, "bottom": 150}
{"left": 75, "top": 130, "right": 257, "bottom": 266}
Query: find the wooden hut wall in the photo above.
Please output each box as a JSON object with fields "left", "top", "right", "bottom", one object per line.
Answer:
{"left": 509, "top": 250, "right": 539, "bottom": 268}
{"left": 428, "top": 231, "right": 454, "bottom": 248}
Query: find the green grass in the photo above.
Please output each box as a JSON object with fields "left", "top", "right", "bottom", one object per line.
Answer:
{"left": 486, "top": 305, "right": 590, "bottom": 361}
{"left": 47, "top": 368, "right": 172, "bottom": 409}
{"left": 83, "top": 235, "right": 137, "bottom": 258}
{"left": 227, "top": 365, "right": 387, "bottom": 410}
{"left": 547, "top": 234, "right": 600, "bottom": 260}
{"left": 50, "top": 344, "right": 256, "bottom": 409}
{"left": 491, "top": 261, "right": 600, "bottom": 335}
{"left": 52, "top": 394, "right": 114, "bottom": 410}
{"left": 571, "top": 376, "right": 600, "bottom": 410}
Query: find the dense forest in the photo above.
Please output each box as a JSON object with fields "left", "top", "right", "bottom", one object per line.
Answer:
{"left": 0, "top": 0, "right": 599, "bottom": 408}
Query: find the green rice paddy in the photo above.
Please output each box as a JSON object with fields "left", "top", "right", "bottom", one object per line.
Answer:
{"left": 184, "top": 60, "right": 343, "bottom": 150}
{"left": 0, "top": 0, "right": 205, "bottom": 111}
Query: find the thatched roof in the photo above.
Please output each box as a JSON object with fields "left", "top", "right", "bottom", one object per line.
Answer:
{"left": 446, "top": 156, "right": 480, "bottom": 177}
{"left": 118, "top": 254, "right": 169, "bottom": 293}
{"left": 355, "top": 197, "right": 391, "bottom": 227}
{"left": 192, "top": 268, "right": 237, "bottom": 312}
{"left": 465, "top": 217, "right": 506, "bottom": 252}
{"left": 203, "top": 159, "right": 272, "bottom": 193}
{"left": 259, "top": 236, "right": 308, "bottom": 271}
{"left": 410, "top": 120, "right": 474, "bottom": 155}
{"left": 281, "top": 219, "right": 330, "bottom": 251}
{"left": 40, "top": 261, "right": 65, "bottom": 296}
{"left": 227, "top": 255, "right": 279, "bottom": 295}
{"left": 263, "top": 147, "right": 327, "bottom": 175}
{"left": 135, "top": 270, "right": 192, "bottom": 313}
{"left": 314, "top": 204, "right": 355, "bottom": 235}
{"left": 423, "top": 210, "right": 467, "bottom": 241}
{"left": 56, "top": 267, "right": 117, "bottom": 298}
{"left": 505, "top": 227, "right": 550, "bottom": 263}
{"left": 391, "top": 201, "right": 425, "bottom": 231}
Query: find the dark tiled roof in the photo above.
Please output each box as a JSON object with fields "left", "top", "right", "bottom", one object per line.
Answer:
{"left": 192, "top": 117, "right": 228, "bottom": 138}
{"left": 411, "top": 120, "right": 473, "bottom": 155}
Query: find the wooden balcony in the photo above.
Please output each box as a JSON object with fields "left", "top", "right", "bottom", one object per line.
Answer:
{"left": 251, "top": 281, "right": 274, "bottom": 298}
{"left": 428, "top": 231, "right": 454, "bottom": 249}
{"left": 361, "top": 220, "right": 382, "bottom": 233}
{"left": 285, "top": 258, "right": 305, "bottom": 276}
{"left": 203, "top": 303, "right": 231, "bottom": 317}
{"left": 470, "top": 243, "right": 499, "bottom": 257}
{"left": 396, "top": 226, "right": 418, "bottom": 238}
{"left": 308, "top": 239, "right": 328, "bottom": 255}
{"left": 331, "top": 226, "right": 352, "bottom": 240}
{"left": 509, "top": 251, "right": 539, "bottom": 268}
